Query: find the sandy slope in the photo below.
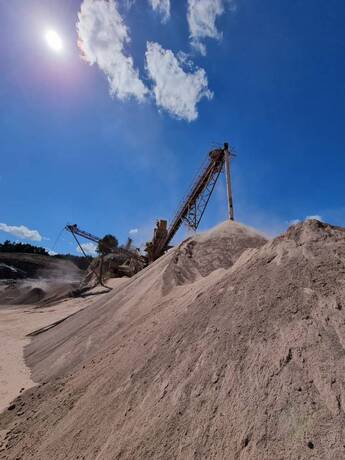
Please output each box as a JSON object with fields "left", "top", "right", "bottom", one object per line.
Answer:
{"left": 2, "top": 220, "right": 345, "bottom": 459}
{"left": 0, "top": 281, "right": 124, "bottom": 413}
{"left": 0, "top": 301, "right": 83, "bottom": 414}
{"left": 0, "top": 255, "right": 83, "bottom": 307}
{"left": 0, "top": 253, "right": 83, "bottom": 281}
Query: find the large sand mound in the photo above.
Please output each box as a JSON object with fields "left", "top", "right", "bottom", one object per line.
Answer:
{"left": 2, "top": 220, "right": 345, "bottom": 459}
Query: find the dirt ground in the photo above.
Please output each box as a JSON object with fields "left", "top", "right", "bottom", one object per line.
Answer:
{"left": 1, "top": 220, "right": 345, "bottom": 459}
{"left": 0, "top": 280, "right": 124, "bottom": 413}
{"left": 0, "top": 301, "right": 83, "bottom": 413}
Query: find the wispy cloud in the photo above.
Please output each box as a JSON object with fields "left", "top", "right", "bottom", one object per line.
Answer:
{"left": 77, "top": 0, "right": 148, "bottom": 101}
{"left": 145, "top": 42, "right": 213, "bottom": 121}
{"left": 187, "top": 0, "right": 235, "bottom": 55}
{"left": 129, "top": 228, "right": 139, "bottom": 235}
{"left": 0, "top": 223, "right": 42, "bottom": 241}
{"left": 123, "top": 0, "right": 136, "bottom": 10}
{"left": 76, "top": 242, "right": 98, "bottom": 256}
{"left": 148, "top": 0, "right": 170, "bottom": 23}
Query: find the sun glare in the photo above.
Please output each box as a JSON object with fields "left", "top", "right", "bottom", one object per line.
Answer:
{"left": 45, "top": 29, "right": 63, "bottom": 53}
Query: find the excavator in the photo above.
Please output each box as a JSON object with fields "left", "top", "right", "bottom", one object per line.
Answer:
{"left": 65, "top": 142, "right": 234, "bottom": 273}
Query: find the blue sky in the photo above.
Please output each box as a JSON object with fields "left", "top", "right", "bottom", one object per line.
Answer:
{"left": 1, "top": 0, "right": 345, "bottom": 255}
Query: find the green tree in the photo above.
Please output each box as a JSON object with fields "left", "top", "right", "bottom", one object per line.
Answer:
{"left": 0, "top": 240, "right": 48, "bottom": 255}
{"left": 97, "top": 234, "right": 118, "bottom": 255}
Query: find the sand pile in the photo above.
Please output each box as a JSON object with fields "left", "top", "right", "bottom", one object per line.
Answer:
{"left": 0, "top": 254, "right": 83, "bottom": 281}
{"left": 2, "top": 220, "right": 345, "bottom": 459}
{"left": 0, "top": 257, "right": 82, "bottom": 308}
{"left": 162, "top": 221, "right": 267, "bottom": 294}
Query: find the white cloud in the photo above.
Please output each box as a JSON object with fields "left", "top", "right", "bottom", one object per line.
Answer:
{"left": 148, "top": 0, "right": 170, "bottom": 22}
{"left": 187, "top": 0, "right": 234, "bottom": 55}
{"left": 129, "top": 228, "right": 139, "bottom": 235}
{"left": 76, "top": 242, "right": 98, "bottom": 256}
{"left": 77, "top": 0, "right": 148, "bottom": 101}
{"left": 145, "top": 42, "right": 213, "bottom": 121}
{"left": 47, "top": 249, "right": 58, "bottom": 256}
{"left": 0, "top": 223, "right": 42, "bottom": 241}
{"left": 76, "top": 1, "right": 214, "bottom": 121}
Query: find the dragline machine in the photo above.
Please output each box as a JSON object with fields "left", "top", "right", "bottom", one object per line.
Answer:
{"left": 64, "top": 224, "right": 145, "bottom": 277}
{"left": 65, "top": 224, "right": 134, "bottom": 253}
{"left": 146, "top": 142, "right": 235, "bottom": 262}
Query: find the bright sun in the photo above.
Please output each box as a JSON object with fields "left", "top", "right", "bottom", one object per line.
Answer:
{"left": 44, "top": 29, "right": 63, "bottom": 53}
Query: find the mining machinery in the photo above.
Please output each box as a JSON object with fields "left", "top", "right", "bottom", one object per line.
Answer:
{"left": 65, "top": 224, "right": 134, "bottom": 255}
{"left": 146, "top": 142, "right": 234, "bottom": 262}
{"left": 65, "top": 224, "right": 100, "bottom": 250}
{"left": 65, "top": 142, "right": 234, "bottom": 269}
{"left": 65, "top": 224, "right": 145, "bottom": 278}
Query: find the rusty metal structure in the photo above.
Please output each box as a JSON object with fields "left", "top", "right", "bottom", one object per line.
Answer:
{"left": 65, "top": 142, "right": 235, "bottom": 273}
{"left": 65, "top": 224, "right": 145, "bottom": 280}
{"left": 146, "top": 143, "right": 234, "bottom": 262}
{"left": 65, "top": 224, "right": 100, "bottom": 250}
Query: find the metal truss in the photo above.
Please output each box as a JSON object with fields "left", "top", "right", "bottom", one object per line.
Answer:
{"left": 65, "top": 224, "right": 100, "bottom": 243}
{"left": 182, "top": 164, "right": 223, "bottom": 230}
{"left": 154, "top": 146, "right": 227, "bottom": 258}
